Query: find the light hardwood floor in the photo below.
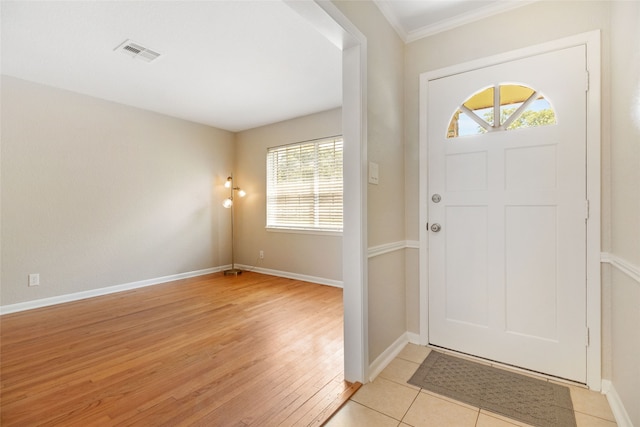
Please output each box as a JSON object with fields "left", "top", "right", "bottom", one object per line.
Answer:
{"left": 1, "top": 272, "right": 359, "bottom": 426}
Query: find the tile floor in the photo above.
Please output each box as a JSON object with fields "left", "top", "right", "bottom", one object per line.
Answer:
{"left": 326, "top": 344, "right": 617, "bottom": 427}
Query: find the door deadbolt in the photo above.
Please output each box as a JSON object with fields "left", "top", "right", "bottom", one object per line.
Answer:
{"left": 431, "top": 223, "right": 441, "bottom": 232}
{"left": 432, "top": 194, "right": 441, "bottom": 203}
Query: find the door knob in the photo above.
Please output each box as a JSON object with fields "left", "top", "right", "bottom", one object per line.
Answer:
{"left": 432, "top": 194, "right": 441, "bottom": 203}
{"left": 431, "top": 223, "right": 441, "bottom": 232}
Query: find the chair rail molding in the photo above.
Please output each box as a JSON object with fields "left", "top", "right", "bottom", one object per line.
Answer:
{"left": 368, "top": 240, "right": 419, "bottom": 258}
{"left": 601, "top": 252, "right": 640, "bottom": 285}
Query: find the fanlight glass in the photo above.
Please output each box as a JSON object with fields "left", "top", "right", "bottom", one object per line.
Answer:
{"left": 447, "top": 84, "right": 557, "bottom": 138}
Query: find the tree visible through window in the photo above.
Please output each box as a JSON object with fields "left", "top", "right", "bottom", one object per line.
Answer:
{"left": 447, "top": 84, "right": 557, "bottom": 138}
{"left": 266, "top": 136, "right": 343, "bottom": 232}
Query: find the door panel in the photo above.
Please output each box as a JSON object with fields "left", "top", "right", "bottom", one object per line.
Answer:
{"left": 445, "top": 205, "right": 488, "bottom": 326}
{"left": 428, "top": 46, "right": 587, "bottom": 382}
{"left": 505, "top": 145, "right": 557, "bottom": 190}
{"left": 505, "top": 205, "right": 557, "bottom": 340}
{"left": 446, "top": 152, "right": 487, "bottom": 191}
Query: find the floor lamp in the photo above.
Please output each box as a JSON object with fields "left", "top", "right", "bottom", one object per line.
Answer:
{"left": 222, "top": 174, "right": 245, "bottom": 276}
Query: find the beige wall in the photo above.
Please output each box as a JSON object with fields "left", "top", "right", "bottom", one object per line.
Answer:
{"left": 610, "top": 270, "right": 640, "bottom": 425}
{"left": 610, "top": 1, "right": 640, "bottom": 266}
{"left": 1, "top": 76, "right": 235, "bottom": 306}
{"left": 609, "top": 2, "right": 640, "bottom": 425}
{"left": 234, "top": 108, "right": 343, "bottom": 282}
{"left": 334, "top": 0, "right": 407, "bottom": 364}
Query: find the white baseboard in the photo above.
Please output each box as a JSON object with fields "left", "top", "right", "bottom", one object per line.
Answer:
{"left": 235, "top": 264, "right": 343, "bottom": 288}
{"left": 1, "top": 265, "right": 342, "bottom": 315}
{"left": 0, "top": 266, "right": 224, "bottom": 315}
{"left": 601, "top": 380, "right": 634, "bottom": 427}
{"left": 368, "top": 333, "right": 410, "bottom": 382}
{"left": 407, "top": 332, "right": 421, "bottom": 345}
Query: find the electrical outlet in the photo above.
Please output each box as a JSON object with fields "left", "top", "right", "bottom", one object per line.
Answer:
{"left": 259, "top": 250, "right": 264, "bottom": 259}
{"left": 28, "top": 273, "right": 40, "bottom": 287}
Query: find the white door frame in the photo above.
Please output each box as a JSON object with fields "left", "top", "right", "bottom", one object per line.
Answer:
{"left": 418, "top": 31, "right": 602, "bottom": 390}
{"left": 286, "top": 0, "right": 369, "bottom": 383}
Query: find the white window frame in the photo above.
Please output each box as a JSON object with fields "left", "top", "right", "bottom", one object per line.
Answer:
{"left": 266, "top": 135, "right": 343, "bottom": 234}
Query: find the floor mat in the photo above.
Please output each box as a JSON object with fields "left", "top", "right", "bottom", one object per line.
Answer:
{"left": 408, "top": 351, "right": 576, "bottom": 427}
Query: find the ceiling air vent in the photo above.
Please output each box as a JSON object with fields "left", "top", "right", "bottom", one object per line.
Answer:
{"left": 114, "top": 39, "right": 161, "bottom": 63}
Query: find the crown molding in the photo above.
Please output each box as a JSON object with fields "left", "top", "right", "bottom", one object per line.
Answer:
{"left": 374, "top": 0, "right": 537, "bottom": 44}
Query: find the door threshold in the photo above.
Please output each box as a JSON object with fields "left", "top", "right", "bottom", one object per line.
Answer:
{"left": 426, "top": 344, "right": 589, "bottom": 389}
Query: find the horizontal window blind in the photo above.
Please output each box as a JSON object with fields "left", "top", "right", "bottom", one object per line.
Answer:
{"left": 266, "top": 136, "right": 343, "bottom": 232}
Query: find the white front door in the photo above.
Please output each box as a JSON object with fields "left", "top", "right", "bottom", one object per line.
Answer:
{"left": 427, "top": 46, "right": 588, "bottom": 382}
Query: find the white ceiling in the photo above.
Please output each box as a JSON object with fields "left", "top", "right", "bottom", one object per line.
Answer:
{"left": 1, "top": 1, "right": 342, "bottom": 132}
{"left": 1, "top": 1, "right": 532, "bottom": 132}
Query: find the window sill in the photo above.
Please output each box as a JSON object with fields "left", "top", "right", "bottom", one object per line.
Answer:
{"left": 266, "top": 227, "right": 343, "bottom": 237}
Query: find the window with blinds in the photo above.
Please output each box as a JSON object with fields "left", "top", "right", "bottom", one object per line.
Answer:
{"left": 266, "top": 136, "right": 343, "bottom": 232}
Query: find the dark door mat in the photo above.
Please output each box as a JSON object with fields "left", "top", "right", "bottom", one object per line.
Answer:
{"left": 408, "top": 351, "right": 576, "bottom": 427}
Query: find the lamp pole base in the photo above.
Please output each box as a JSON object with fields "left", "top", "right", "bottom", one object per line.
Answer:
{"left": 223, "top": 268, "right": 243, "bottom": 276}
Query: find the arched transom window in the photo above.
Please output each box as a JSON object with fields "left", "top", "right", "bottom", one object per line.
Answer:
{"left": 447, "top": 84, "right": 557, "bottom": 138}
